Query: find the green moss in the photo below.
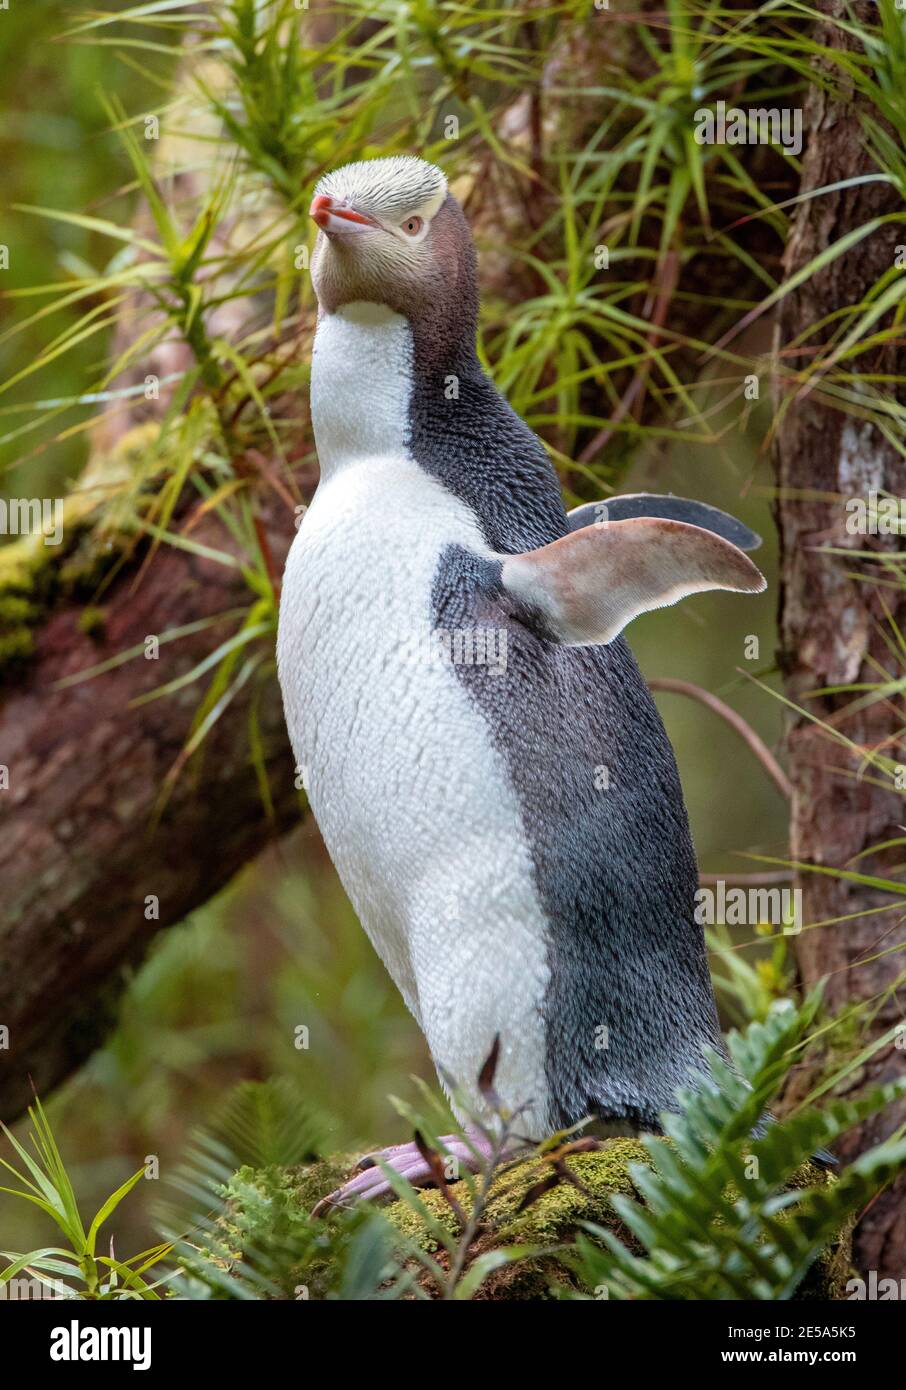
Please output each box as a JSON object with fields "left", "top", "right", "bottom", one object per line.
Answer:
{"left": 0, "top": 423, "right": 160, "bottom": 675}
{"left": 280, "top": 1154, "right": 357, "bottom": 1211}
{"left": 0, "top": 593, "right": 36, "bottom": 625}
{"left": 386, "top": 1140, "right": 646, "bottom": 1257}
{"left": 77, "top": 605, "right": 107, "bottom": 637}
{"left": 320, "top": 1142, "right": 849, "bottom": 1300}
{"left": 0, "top": 628, "right": 36, "bottom": 665}
{"left": 194, "top": 1140, "right": 854, "bottom": 1300}
{"left": 798, "top": 1216, "right": 855, "bottom": 1301}
{"left": 374, "top": 1141, "right": 654, "bottom": 1298}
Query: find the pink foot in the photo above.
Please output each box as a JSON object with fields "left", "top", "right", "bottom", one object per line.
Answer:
{"left": 312, "top": 1131, "right": 496, "bottom": 1217}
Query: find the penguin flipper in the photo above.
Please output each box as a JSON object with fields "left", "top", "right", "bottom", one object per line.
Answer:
{"left": 500, "top": 516, "right": 766, "bottom": 647}
{"left": 568, "top": 494, "right": 762, "bottom": 552}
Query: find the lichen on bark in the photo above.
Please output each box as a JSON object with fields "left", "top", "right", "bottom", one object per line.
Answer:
{"left": 0, "top": 423, "right": 160, "bottom": 672}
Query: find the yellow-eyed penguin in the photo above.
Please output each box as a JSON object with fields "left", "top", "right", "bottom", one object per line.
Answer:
{"left": 276, "top": 156, "right": 767, "bottom": 1207}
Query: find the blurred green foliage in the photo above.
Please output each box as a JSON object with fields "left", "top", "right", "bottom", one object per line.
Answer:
{"left": 0, "top": 0, "right": 170, "bottom": 495}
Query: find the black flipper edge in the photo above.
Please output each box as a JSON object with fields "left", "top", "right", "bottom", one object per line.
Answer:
{"left": 568, "top": 492, "right": 762, "bottom": 552}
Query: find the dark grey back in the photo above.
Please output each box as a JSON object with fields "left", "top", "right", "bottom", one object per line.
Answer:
{"left": 413, "top": 353, "right": 723, "bottom": 1131}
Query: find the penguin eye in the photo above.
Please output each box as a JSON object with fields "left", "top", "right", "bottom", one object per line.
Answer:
{"left": 401, "top": 215, "right": 423, "bottom": 236}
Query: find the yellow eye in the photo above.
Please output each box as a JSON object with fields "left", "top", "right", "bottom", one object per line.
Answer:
{"left": 401, "top": 215, "right": 423, "bottom": 236}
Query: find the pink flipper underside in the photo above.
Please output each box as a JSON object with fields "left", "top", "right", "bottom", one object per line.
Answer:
{"left": 312, "top": 1132, "right": 495, "bottom": 1216}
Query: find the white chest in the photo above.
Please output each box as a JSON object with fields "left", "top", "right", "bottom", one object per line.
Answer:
{"left": 276, "top": 305, "right": 552, "bottom": 1134}
{"left": 279, "top": 454, "right": 502, "bottom": 940}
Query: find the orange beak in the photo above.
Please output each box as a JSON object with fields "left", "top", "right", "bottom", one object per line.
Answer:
{"left": 310, "top": 193, "right": 378, "bottom": 236}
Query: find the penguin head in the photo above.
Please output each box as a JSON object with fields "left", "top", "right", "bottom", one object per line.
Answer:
{"left": 309, "top": 156, "right": 478, "bottom": 360}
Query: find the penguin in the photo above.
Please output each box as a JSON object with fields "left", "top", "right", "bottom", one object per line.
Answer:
{"left": 276, "top": 156, "right": 768, "bottom": 1208}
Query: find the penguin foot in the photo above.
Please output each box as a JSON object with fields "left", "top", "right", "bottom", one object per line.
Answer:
{"left": 312, "top": 1131, "right": 496, "bottom": 1217}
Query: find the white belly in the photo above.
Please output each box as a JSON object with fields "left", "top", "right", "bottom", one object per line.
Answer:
{"left": 277, "top": 452, "right": 551, "bottom": 1134}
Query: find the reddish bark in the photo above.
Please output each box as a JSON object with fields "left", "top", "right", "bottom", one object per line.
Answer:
{"left": 774, "top": 1, "right": 906, "bottom": 1278}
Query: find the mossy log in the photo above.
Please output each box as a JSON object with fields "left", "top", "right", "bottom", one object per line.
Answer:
{"left": 196, "top": 1141, "right": 853, "bottom": 1301}
{"left": 0, "top": 425, "right": 301, "bottom": 1121}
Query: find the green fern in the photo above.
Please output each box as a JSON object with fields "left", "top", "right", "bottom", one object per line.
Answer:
{"left": 166, "top": 1020, "right": 906, "bottom": 1301}
{"left": 573, "top": 994, "right": 906, "bottom": 1300}
{"left": 206, "top": 1077, "right": 328, "bottom": 1170}
{"left": 156, "top": 1077, "right": 415, "bottom": 1299}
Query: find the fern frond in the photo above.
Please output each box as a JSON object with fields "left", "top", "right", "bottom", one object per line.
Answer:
{"left": 575, "top": 996, "right": 906, "bottom": 1300}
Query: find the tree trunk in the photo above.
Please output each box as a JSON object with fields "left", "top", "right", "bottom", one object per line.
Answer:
{"left": 774, "top": 0, "right": 906, "bottom": 1278}
{"left": 0, "top": 483, "right": 301, "bottom": 1121}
